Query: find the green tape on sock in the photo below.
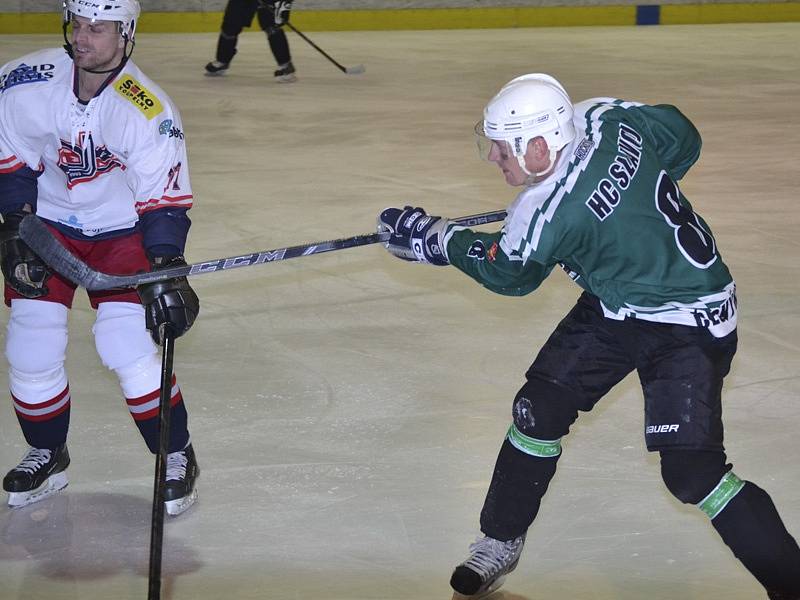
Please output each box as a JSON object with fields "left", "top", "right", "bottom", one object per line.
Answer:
{"left": 506, "top": 424, "right": 561, "bottom": 458}
{"left": 697, "top": 472, "right": 745, "bottom": 519}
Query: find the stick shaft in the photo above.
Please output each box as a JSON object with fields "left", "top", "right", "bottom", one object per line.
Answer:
{"left": 284, "top": 22, "right": 348, "bottom": 72}
{"left": 147, "top": 329, "right": 175, "bottom": 600}
{"left": 20, "top": 208, "right": 507, "bottom": 290}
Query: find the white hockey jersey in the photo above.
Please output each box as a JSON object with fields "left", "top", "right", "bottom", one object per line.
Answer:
{"left": 0, "top": 47, "right": 192, "bottom": 240}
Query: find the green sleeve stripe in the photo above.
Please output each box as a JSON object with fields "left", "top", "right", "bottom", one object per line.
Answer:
{"left": 697, "top": 472, "right": 745, "bottom": 519}
{"left": 507, "top": 424, "right": 562, "bottom": 458}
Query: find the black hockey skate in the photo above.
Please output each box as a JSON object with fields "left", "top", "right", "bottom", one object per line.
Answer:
{"left": 273, "top": 62, "right": 296, "bottom": 83}
{"left": 3, "top": 445, "right": 70, "bottom": 508}
{"left": 450, "top": 533, "right": 526, "bottom": 597}
{"left": 164, "top": 444, "right": 199, "bottom": 516}
{"left": 768, "top": 591, "right": 800, "bottom": 600}
{"left": 204, "top": 60, "right": 229, "bottom": 76}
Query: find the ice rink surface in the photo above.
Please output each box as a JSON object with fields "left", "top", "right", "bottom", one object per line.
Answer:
{"left": 0, "top": 22, "right": 799, "bottom": 600}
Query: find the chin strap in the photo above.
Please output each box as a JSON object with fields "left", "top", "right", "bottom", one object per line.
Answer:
{"left": 517, "top": 148, "right": 561, "bottom": 185}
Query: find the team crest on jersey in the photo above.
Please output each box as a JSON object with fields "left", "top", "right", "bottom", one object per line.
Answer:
{"left": 114, "top": 75, "right": 163, "bottom": 120}
{"left": 467, "top": 240, "right": 486, "bottom": 260}
{"left": 0, "top": 63, "right": 55, "bottom": 92}
{"left": 57, "top": 132, "right": 126, "bottom": 189}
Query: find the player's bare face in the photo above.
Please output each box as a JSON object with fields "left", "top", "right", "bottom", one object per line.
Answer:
{"left": 70, "top": 16, "right": 124, "bottom": 71}
{"left": 488, "top": 140, "right": 528, "bottom": 186}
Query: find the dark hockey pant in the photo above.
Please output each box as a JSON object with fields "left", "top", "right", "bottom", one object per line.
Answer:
{"left": 480, "top": 292, "right": 800, "bottom": 595}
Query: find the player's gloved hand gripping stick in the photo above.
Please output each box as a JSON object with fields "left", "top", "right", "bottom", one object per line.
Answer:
{"left": 19, "top": 209, "right": 507, "bottom": 291}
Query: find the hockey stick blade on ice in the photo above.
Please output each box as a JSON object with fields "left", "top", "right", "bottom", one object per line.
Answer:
{"left": 19, "top": 209, "right": 507, "bottom": 291}
{"left": 284, "top": 22, "right": 365, "bottom": 75}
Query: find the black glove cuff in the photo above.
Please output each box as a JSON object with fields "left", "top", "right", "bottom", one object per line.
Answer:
{"left": 0, "top": 211, "right": 27, "bottom": 242}
{"left": 150, "top": 255, "right": 187, "bottom": 270}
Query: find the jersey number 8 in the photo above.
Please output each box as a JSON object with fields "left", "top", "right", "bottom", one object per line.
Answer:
{"left": 655, "top": 170, "right": 717, "bottom": 269}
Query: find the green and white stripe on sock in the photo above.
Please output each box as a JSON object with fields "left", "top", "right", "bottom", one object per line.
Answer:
{"left": 506, "top": 424, "right": 562, "bottom": 458}
{"left": 697, "top": 472, "right": 746, "bottom": 519}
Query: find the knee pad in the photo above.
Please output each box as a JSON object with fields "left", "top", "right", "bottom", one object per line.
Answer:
{"left": 507, "top": 378, "right": 579, "bottom": 458}
{"left": 512, "top": 377, "right": 579, "bottom": 439}
{"left": 659, "top": 449, "right": 731, "bottom": 505}
{"left": 5, "top": 299, "right": 69, "bottom": 400}
{"left": 93, "top": 302, "right": 161, "bottom": 398}
{"left": 265, "top": 25, "right": 283, "bottom": 37}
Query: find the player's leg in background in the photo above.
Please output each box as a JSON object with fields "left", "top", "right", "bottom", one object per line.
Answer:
{"left": 205, "top": 0, "right": 259, "bottom": 75}
{"left": 3, "top": 298, "right": 71, "bottom": 507}
{"left": 638, "top": 324, "right": 800, "bottom": 598}
{"left": 451, "top": 293, "right": 636, "bottom": 597}
{"left": 256, "top": 1, "right": 295, "bottom": 82}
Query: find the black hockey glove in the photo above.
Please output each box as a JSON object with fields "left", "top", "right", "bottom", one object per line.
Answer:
{"left": 0, "top": 212, "right": 52, "bottom": 298}
{"left": 377, "top": 206, "right": 451, "bottom": 266}
{"left": 137, "top": 256, "right": 199, "bottom": 345}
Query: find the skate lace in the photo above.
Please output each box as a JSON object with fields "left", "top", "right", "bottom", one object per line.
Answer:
{"left": 166, "top": 451, "right": 188, "bottom": 481}
{"left": 15, "top": 448, "right": 53, "bottom": 473}
{"left": 463, "top": 535, "right": 523, "bottom": 580}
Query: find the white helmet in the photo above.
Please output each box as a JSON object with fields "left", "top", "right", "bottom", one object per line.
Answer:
{"left": 477, "top": 73, "right": 576, "bottom": 178}
{"left": 63, "top": 0, "right": 141, "bottom": 41}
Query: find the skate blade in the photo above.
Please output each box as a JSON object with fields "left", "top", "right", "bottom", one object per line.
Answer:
{"left": 479, "top": 575, "right": 506, "bottom": 597}
{"left": 275, "top": 74, "right": 297, "bottom": 83}
{"left": 7, "top": 472, "right": 69, "bottom": 508}
{"left": 165, "top": 488, "right": 197, "bottom": 516}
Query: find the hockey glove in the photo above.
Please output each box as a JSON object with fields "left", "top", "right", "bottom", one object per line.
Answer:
{"left": 377, "top": 206, "right": 450, "bottom": 266}
{"left": 271, "top": 0, "right": 293, "bottom": 25}
{"left": 137, "top": 256, "right": 200, "bottom": 345}
{"left": 0, "top": 212, "right": 52, "bottom": 298}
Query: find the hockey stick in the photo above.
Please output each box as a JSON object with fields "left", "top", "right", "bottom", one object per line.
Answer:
{"left": 147, "top": 327, "right": 175, "bottom": 600}
{"left": 284, "top": 21, "right": 365, "bottom": 75}
{"left": 19, "top": 209, "right": 507, "bottom": 291}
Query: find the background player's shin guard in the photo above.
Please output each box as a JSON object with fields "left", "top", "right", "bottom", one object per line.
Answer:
{"left": 712, "top": 481, "right": 800, "bottom": 596}
{"left": 266, "top": 27, "right": 291, "bottom": 66}
{"left": 215, "top": 32, "right": 238, "bottom": 64}
{"left": 480, "top": 438, "right": 560, "bottom": 541}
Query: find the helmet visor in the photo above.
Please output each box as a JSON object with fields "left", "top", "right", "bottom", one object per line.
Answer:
{"left": 474, "top": 121, "right": 514, "bottom": 162}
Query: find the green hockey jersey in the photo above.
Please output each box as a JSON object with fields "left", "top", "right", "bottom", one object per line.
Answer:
{"left": 446, "top": 98, "right": 737, "bottom": 337}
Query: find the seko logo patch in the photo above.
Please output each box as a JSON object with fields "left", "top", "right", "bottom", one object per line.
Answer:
{"left": 114, "top": 75, "right": 163, "bottom": 119}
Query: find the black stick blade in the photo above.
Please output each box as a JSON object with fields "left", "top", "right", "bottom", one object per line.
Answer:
{"left": 19, "top": 215, "right": 104, "bottom": 288}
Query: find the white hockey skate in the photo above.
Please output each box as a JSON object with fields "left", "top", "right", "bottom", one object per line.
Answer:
{"left": 164, "top": 444, "right": 199, "bottom": 516}
{"left": 450, "top": 533, "right": 526, "bottom": 597}
{"left": 3, "top": 445, "right": 70, "bottom": 508}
